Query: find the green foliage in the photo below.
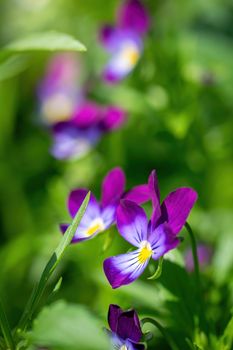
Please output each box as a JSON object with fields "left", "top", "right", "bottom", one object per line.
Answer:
{"left": 27, "top": 301, "right": 109, "bottom": 350}
{"left": 0, "top": 0, "right": 232, "bottom": 349}
{"left": 3, "top": 31, "right": 86, "bottom": 53}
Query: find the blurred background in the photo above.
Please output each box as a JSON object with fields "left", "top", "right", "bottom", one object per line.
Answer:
{"left": 0, "top": 0, "right": 233, "bottom": 349}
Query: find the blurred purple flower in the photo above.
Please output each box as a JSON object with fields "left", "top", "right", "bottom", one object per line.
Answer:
{"left": 107, "top": 304, "right": 145, "bottom": 350}
{"left": 100, "top": 0, "right": 150, "bottom": 83}
{"left": 38, "top": 53, "right": 83, "bottom": 125}
{"left": 185, "top": 244, "right": 212, "bottom": 272}
{"left": 51, "top": 104, "right": 126, "bottom": 160}
{"left": 104, "top": 170, "right": 198, "bottom": 288}
{"left": 60, "top": 167, "right": 150, "bottom": 243}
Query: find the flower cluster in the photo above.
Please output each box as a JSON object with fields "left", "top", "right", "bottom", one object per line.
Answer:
{"left": 61, "top": 168, "right": 197, "bottom": 289}
{"left": 100, "top": 0, "right": 150, "bottom": 83}
{"left": 38, "top": 54, "right": 126, "bottom": 160}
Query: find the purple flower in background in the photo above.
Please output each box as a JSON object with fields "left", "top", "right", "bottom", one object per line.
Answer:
{"left": 107, "top": 304, "right": 145, "bottom": 350}
{"left": 38, "top": 53, "right": 82, "bottom": 125}
{"left": 185, "top": 244, "right": 212, "bottom": 272}
{"left": 104, "top": 170, "right": 198, "bottom": 288}
{"left": 60, "top": 167, "right": 150, "bottom": 243}
{"left": 50, "top": 121, "right": 101, "bottom": 160}
{"left": 51, "top": 104, "right": 126, "bottom": 160}
{"left": 100, "top": 0, "right": 150, "bottom": 83}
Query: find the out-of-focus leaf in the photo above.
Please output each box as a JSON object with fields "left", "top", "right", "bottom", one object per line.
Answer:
{"left": 3, "top": 31, "right": 86, "bottom": 52}
{"left": 0, "top": 55, "right": 28, "bottom": 81}
{"left": 28, "top": 301, "right": 109, "bottom": 350}
{"left": 217, "top": 314, "right": 233, "bottom": 350}
{"left": 17, "top": 192, "right": 90, "bottom": 331}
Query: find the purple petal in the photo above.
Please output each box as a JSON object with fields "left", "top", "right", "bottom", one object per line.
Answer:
{"left": 148, "top": 170, "right": 161, "bottom": 228}
{"left": 68, "top": 189, "right": 99, "bottom": 218}
{"left": 101, "top": 204, "right": 117, "bottom": 229}
{"left": 108, "top": 305, "right": 122, "bottom": 332}
{"left": 117, "top": 0, "right": 150, "bottom": 36}
{"left": 117, "top": 310, "right": 142, "bottom": 342}
{"left": 148, "top": 223, "right": 180, "bottom": 260}
{"left": 124, "top": 184, "right": 151, "bottom": 204}
{"left": 72, "top": 102, "right": 101, "bottom": 129}
{"left": 161, "top": 187, "right": 198, "bottom": 235}
{"left": 101, "top": 167, "right": 126, "bottom": 207}
{"left": 104, "top": 249, "right": 149, "bottom": 289}
{"left": 51, "top": 122, "right": 101, "bottom": 160}
{"left": 100, "top": 106, "right": 126, "bottom": 131}
{"left": 102, "top": 31, "right": 142, "bottom": 83}
{"left": 99, "top": 25, "right": 117, "bottom": 52}
{"left": 117, "top": 200, "right": 148, "bottom": 247}
{"left": 59, "top": 223, "right": 69, "bottom": 233}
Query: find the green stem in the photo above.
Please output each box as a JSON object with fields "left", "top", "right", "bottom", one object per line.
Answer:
{"left": 141, "top": 317, "right": 179, "bottom": 350}
{"left": 185, "top": 222, "right": 200, "bottom": 288}
{"left": 0, "top": 300, "right": 15, "bottom": 350}
{"left": 185, "top": 222, "right": 209, "bottom": 335}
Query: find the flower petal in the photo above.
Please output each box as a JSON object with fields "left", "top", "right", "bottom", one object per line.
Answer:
{"left": 108, "top": 304, "right": 122, "bottom": 333}
{"left": 148, "top": 223, "right": 180, "bottom": 260}
{"left": 68, "top": 189, "right": 100, "bottom": 218}
{"left": 100, "top": 106, "right": 126, "bottom": 131}
{"left": 117, "top": 0, "right": 150, "bottom": 36}
{"left": 101, "top": 167, "right": 126, "bottom": 207}
{"left": 117, "top": 200, "right": 148, "bottom": 247}
{"left": 59, "top": 223, "right": 69, "bottom": 234}
{"left": 148, "top": 170, "right": 161, "bottom": 228}
{"left": 101, "top": 204, "right": 117, "bottom": 228}
{"left": 103, "top": 250, "right": 149, "bottom": 288}
{"left": 117, "top": 310, "right": 142, "bottom": 343}
{"left": 51, "top": 122, "right": 100, "bottom": 160}
{"left": 99, "top": 25, "right": 118, "bottom": 52}
{"left": 72, "top": 102, "right": 101, "bottom": 128}
{"left": 124, "top": 184, "right": 151, "bottom": 204}
{"left": 103, "top": 32, "right": 142, "bottom": 83}
{"left": 161, "top": 187, "right": 198, "bottom": 235}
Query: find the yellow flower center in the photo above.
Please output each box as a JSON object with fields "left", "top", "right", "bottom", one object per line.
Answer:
{"left": 86, "top": 218, "right": 105, "bottom": 236}
{"left": 120, "top": 345, "right": 128, "bottom": 350}
{"left": 124, "top": 47, "right": 139, "bottom": 65}
{"left": 138, "top": 241, "right": 152, "bottom": 264}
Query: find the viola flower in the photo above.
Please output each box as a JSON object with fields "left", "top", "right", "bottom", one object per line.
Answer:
{"left": 38, "top": 53, "right": 82, "bottom": 125}
{"left": 107, "top": 304, "right": 145, "bottom": 350}
{"left": 104, "top": 170, "right": 198, "bottom": 288}
{"left": 51, "top": 104, "right": 126, "bottom": 160}
{"left": 185, "top": 244, "right": 212, "bottom": 272}
{"left": 60, "top": 167, "right": 150, "bottom": 243}
{"left": 100, "top": 0, "right": 150, "bottom": 83}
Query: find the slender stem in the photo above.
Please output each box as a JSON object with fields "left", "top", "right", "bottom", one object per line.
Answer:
{"left": 185, "top": 222, "right": 209, "bottom": 335}
{"left": 185, "top": 222, "right": 200, "bottom": 288}
{"left": 141, "top": 317, "right": 179, "bottom": 350}
{"left": 0, "top": 300, "right": 15, "bottom": 350}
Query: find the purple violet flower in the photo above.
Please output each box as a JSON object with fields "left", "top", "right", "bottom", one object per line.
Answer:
{"left": 185, "top": 244, "right": 212, "bottom": 272}
{"left": 107, "top": 304, "right": 145, "bottom": 350}
{"left": 38, "top": 53, "right": 82, "bottom": 125}
{"left": 51, "top": 104, "right": 126, "bottom": 160}
{"left": 60, "top": 167, "right": 150, "bottom": 243}
{"left": 100, "top": 0, "right": 150, "bottom": 83}
{"left": 104, "top": 170, "right": 198, "bottom": 288}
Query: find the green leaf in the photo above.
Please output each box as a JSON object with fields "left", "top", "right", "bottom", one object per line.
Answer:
{"left": 0, "top": 55, "right": 28, "bottom": 81}
{"left": 17, "top": 192, "right": 90, "bottom": 332}
{"left": 28, "top": 301, "right": 109, "bottom": 350}
{"left": 218, "top": 315, "right": 233, "bottom": 350}
{"left": 0, "top": 300, "right": 15, "bottom": 350}
{"left": 3, "top": 31, "right": 86, "bottom": 52}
